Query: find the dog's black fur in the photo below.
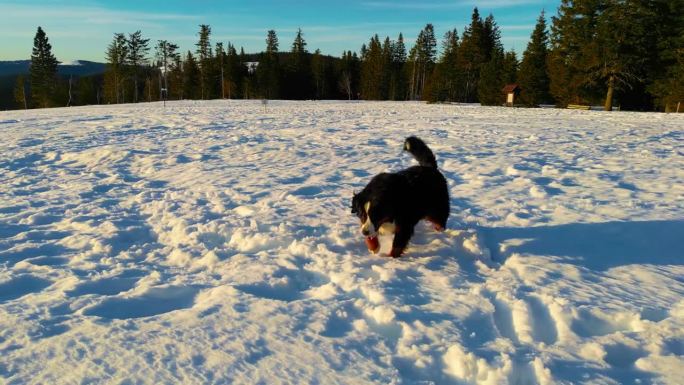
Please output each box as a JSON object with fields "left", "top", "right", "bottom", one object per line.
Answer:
{"left": 351, "top": 136, "right": 449, "bottom": 257}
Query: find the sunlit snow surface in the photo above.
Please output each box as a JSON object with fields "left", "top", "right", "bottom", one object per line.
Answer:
{"left": 1, "top": 100, "right": 683, "bottom": 384}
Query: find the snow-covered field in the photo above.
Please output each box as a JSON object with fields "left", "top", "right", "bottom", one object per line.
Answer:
{"left": 1, "top": 100, "right": 683, "bottom": 385}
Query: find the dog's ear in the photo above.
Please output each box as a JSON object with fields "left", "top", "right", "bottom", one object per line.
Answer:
{"left": 350, "top": 192, "right": 359, "bottom": 214}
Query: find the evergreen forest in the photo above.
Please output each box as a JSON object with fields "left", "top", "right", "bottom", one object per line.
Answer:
{"left": 6, "top": 1, "right": 684, "bottom": 112}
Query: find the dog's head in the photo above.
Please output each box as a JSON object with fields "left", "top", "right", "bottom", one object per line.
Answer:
{"left": 351, "top": 192, "right": 395, "bottom": 237}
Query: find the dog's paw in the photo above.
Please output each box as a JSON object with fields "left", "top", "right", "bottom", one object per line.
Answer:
{"left": 426, "top": 217, "right": 446, "bottom": 232}
{"left": 388, "top": 248, "right": 404, "bottom": 258}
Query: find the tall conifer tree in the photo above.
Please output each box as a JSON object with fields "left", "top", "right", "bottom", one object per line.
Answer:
{"left": 407, "top": 24, "right": 436, "bottom": 100}
{"left": 311, "top": 49, "right": 326, "bottom": 99}
{"left": 183, "top": 51, "right": 201, "bottom": 99}
{"left": 550, "top": 0, "right": 659, "bottom": 109}
{"left": 225, "top": 43, "right": 244, "bottom": 99}
{"left": 648, "top": 0, "right": 684, "bottom": 110}
{"left": 127, "top": 30, "right": 150, "bottom": 103}
{"left": 287, "top": 28, "right": 312, "bottom": 99}
{"left": 256, "top": 30, "right": 281, "bottom": 98}
{"left": 457, "top": 9, "right": 487, "bottom": 102}
{"left": 105, "top": 33, "right": 128, "bottom": 104}
{"left": 502, "top": 50, "right": 519, "bottom": 85}
{"left": 30, "top": 27, "right": 59, "bottom": 108}
{"left": 196, "top": 24, "right": 212, "bottom": 99}
{"left": 360, "top": 35, "right": 385, "bottom": 100}
{"left": 518, "top": 12, "right": 551, "bottom": 106}
{"left": 427, "top": 29, "right": 460, "bottom": 102}
{"left": 390, "top": 33, "right": 408, "bottom": 100}
{"left": 216, "top": 42, "right": 226, "bottom": 99}
{"left": 478, "top": 47, "right": 505, "bottom": 105}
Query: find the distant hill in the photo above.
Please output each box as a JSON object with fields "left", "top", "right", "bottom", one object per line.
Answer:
{"left": 0, "top": 60, "right": 106, "bottom": 77}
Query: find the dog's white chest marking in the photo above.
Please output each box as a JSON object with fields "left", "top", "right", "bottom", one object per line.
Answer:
{"left": 360, "top": 201, "right": 395, "bottom": 236}
{"left": 379, "top": 222, "right": 396, "bottom": 235}
{"left": 361, "top": 201, "right": 376, "bottom": 235}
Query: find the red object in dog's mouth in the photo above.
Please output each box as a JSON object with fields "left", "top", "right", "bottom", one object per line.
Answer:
{"left": 365, "top": 236, "right": 380, "bottom": 253}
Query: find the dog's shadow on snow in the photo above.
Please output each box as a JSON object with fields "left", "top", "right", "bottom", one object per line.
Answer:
{"left": 478, "top": 219, "right": 684, "bottom": 271}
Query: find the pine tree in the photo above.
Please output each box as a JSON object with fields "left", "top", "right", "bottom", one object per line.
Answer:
{"left": 287, "top": 28, "right": 312, "bottom": 99}
{"left": 240, "top": 47, "right": 255, "bottom": 99}
{"left": 478, "top": 47, "right": 505, "bottom": 105}
{"left": 645, "top": 0, "right": 684, "bottom": 110}
{"left": 216, "top": 42, "right": 226, "bottom": 99}
{"left": 427, "top": 29, "right": 460, "bottom": 102}
{"left": 29, "top": 26, "right": 59, "bottom": 108}
{"left": 196, "top": 24, "right": 212, "bottom": 99}
{"left": 360, "top": 35, "right": 385, "bottom": 100}
{"left": 482, "top": 14, "right": 502, "bottom": 62}
{"left": 225, "top": 43, "right": 243, "bottom": 99}
{"left": 593, "top": 1, "right": 654, "bottom": 110}
{"left": 458, "top": 8, "right": 486, "bottom": 102}
{"left": 517, "top": 12, "right": 551, "bottom": 106}
{"left": 311, "top": 49, "right": 326, "bottom": 99}
{"left": 550, "top": 0, "right": 660, "bottom": 110}
{"left": 256, "top": 30, "right": 281, "bottom": 98}
{"left": 169, "top": 52, "right": 184, "bottom": 100}
{"left": 502, "top": 50, "right": 518, "bottom": 85}
{"left": 105, "top": 33, "right": 128, "bottom": 103}
{"left": 266, "top": 30, "right": 279, "bottom": 55}
{"left": 389, "top": 33, "right": 408, "bottom": 100}
{"left": 406, "top": 24, "right": 437, "bottom": 100}
{"left": 14, "top": 75, "right": 28, "bottom": 109}
{"left": 127, "top": 30, "right": 150, "bottom": 103}
{"left": 183, "top": 51, "right": 201, "bottom": 99}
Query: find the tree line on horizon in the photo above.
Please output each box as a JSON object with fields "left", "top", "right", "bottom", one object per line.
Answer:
{"left": 11, "top": 0, "right": 684, "bottom": 112}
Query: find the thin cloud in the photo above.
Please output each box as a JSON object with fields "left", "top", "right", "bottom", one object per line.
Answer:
{"left": 0, "top": 3, "right": 200, "bottom": 25}
{"left": 362, "top": 0, "right": 544, "bottom": 10}
{"left": 499, "top": 24, "right": 536, "bottom": 31}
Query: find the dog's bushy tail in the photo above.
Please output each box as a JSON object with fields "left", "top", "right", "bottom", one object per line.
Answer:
{"left": 404, "top": 136, "right": 437, "bottom": 168}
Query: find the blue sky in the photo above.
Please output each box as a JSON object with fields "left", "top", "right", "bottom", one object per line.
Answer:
{"left": 0, "top": 0, "right": 561, "bottom": 62}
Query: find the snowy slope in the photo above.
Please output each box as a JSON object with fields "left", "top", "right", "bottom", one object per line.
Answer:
{"left": 0, "top": 100, "right": 683, "bottom": 385}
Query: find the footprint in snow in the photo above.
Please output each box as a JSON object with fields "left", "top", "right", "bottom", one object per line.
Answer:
{"left": 603, "top": 343, "right": 647, "bottom": 368}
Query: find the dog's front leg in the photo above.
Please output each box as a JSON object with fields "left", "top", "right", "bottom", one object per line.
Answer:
{"left": 389, "top": 224, "right": 414, "bottom": 258}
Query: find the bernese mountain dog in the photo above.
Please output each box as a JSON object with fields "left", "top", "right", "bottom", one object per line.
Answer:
{"left": 351, "top": 136, "right": 450, "bottom": 258}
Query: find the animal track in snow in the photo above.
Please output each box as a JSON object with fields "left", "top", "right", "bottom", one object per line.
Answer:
{"left": 526, "top": 295, "right": 558, "bottom": 345}
{"left": 483, "top": 290, "right": 519, "bottom": 343}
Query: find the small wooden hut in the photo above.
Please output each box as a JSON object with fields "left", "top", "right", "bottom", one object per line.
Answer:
{"left": 502, "top": 84, "right": 521, "bottom": 106}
